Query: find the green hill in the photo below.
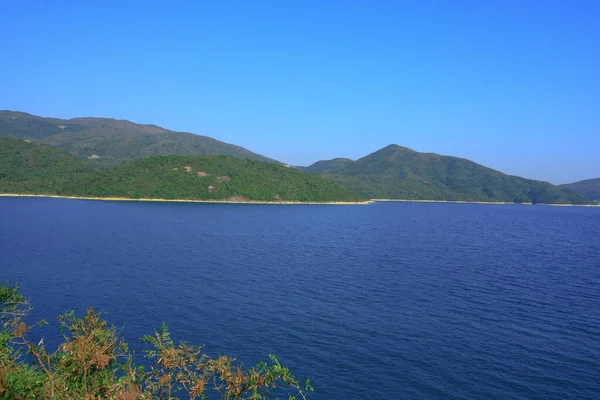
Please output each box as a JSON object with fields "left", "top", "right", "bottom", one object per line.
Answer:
{"left": 298, "top": 158, "right": 353, "bottom": 173}
{"left": 559, "top": 178, "right": 600, "bottom": 202}
{"left": 0, "top": 138, "right": 363, "bottom": 202}
{"left": 73, "top": 155, "right": 364, "bottom": 202}
{"left": 0, "top": 138, "right": 94, "bottom": 194}
{"left": 0, "top": 111, "right": 275, "bottom": 165}
{"left": 303, "top": 144, "right": 591, "bottom": 204}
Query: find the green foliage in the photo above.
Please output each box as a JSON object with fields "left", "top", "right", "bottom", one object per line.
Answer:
{"left": 140, "top": 324, "right": 312, "bottom": 400}
{"left": 559, "top": 178, "right": 600, "bottom": 203}
{"left": 0, "top": 283, "right": 312, "bottom": 400}
{"left": 0, "top": 111, "right": 275, "bottom": 165}
{"left": 0, "top": 138, "right": 94, "bottom": 195}
{"left": 72, "top": 155, "right": 364, "bottom": 202}
{"left": 0, "top": 138, "right": 364, "bottom": 202}
{"left": 3, "top": 135, "right": 591, "bottom": 205}
{"left": 304, "top": 144, "right": 592, "bottom": 204}
{"left": 297, "top": 158, "right": 353, "bottom": 174}
{"left": 0, "top": 284, "right": 48, "bottom": 399}
{"left": 0, "top": 363, "right": 47, "bottom": 400}
{"left": 0, "top": 283, "right": 28, "bottom": 330}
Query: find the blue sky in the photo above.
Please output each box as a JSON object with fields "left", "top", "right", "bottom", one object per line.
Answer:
{"left": 1, "top": 0, "right": 598, "bottom": 184}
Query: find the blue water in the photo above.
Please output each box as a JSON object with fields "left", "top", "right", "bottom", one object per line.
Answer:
{"left": 1, "top": 197, "right": 599, "bottom": 399}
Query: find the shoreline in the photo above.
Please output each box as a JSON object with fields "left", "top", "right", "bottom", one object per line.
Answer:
{"left": 371, "top": 198, "right": 600, "bottom": 207}
{"left": 0, "top": 193, "right": 373, "bottom": 205}
{"left": 0, "top": 193, "right": 597, "bottom": 207}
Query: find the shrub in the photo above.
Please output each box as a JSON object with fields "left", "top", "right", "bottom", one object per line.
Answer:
{"left": 0, "top": 283, "right": 312, "bottom": 400}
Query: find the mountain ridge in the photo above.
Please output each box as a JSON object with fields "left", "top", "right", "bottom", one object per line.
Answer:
{"left": 0, "top": 110, "right": 276, "bottom": 165}
{"left": 1, "top": 111, "right": 593, "bottom": 205}
{"left": 302, "top": 145, "right": 591, "bottom": 204}
{"left": 559, "top": 178, "right": 600, "bottom": 202}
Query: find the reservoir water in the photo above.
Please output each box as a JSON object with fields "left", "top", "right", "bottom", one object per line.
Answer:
{"left": 1, "top": 197, "right": 599, "bottom": 399}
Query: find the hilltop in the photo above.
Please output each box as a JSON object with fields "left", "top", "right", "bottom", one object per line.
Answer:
{"left": 0, "top": 138, "right": 363, "bottom": 203}
{"left": 297, "top": 158, "right": 353, "bottom": 173}
{"left": 559, "top": 178, "right": 600, "bottom": 202}
{"left": 1, "top": 110, "right": 594, "bottom": 205}
{"left": 0, "top": 111, "right": 275, "bottom": 165}
{"left": 302, "top": 145, "right": 591, "bottom": 204}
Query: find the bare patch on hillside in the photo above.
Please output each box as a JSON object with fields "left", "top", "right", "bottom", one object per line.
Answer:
{"left": 208, "top": 185, "right": 216, "bottom": 192}
{"left": 184, "top": 166, "right": 192, "bottom": 173}
{"left": 197, "top": 171, "right": 210, "bottom": 177}
{"left": 227, "top": 195, "right": 247, "bottom": 202}
{"left": 217, "top": 176, "right": 231, "bottom": 182}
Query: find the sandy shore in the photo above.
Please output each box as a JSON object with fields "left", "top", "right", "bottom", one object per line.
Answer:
{"left": 1, "top": 193, "right": 597, "bottom": 207}
{"left": 0, "top": 193, "right": 374, "bottom": 205}
{"left": 371, "top": 198, "right": 600, "bottom": 207}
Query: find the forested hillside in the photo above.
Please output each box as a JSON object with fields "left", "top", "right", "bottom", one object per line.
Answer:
{"left": 0, "top": 110, "right": 275, "bottom": 165}
{"left": 0, "top": 138, "right": 93, "bottom": 193}
{"left": 559, "top": 178, "right": 600, "bottom": 202}
{"left": 303, "top": 145, "right": 591, "bottom": 204}
{"left": 0, "top": 138, "right": 364, "bottom": 202}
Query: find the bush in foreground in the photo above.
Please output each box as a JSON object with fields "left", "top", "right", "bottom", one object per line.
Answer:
{"left": 0, "top": 283, "right": 312, "bottom": 399}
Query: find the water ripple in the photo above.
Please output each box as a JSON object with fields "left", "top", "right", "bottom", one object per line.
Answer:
{"left": 1, "top": 198, "right": 599, "bottom": 399}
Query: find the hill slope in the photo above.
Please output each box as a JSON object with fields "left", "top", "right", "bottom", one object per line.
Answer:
{"left": 304, "top": 145, "right": 590, "bottom": 204}
{"left": 559, "top": 178, "right": 600, "bottom": 202}
{"left": 0, "top": 138, "right": 94, "bottom": 193}
{"left": 0, "top": 111, "right": 275, "bottom": 165}
{"left": 0, "top": 138, "right": 363, "bottom": 202}
{"left": 298, "top": 158, "right": 353, "bottom": 173}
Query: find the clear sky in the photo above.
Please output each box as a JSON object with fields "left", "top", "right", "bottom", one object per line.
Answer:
{"left": 1, "top": 1, "right": 598, "bottom": 184}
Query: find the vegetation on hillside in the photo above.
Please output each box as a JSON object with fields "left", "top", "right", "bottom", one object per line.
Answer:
{"left": 303, "top": 145, "right": 591, "bottom": 204}
{"left": 0, "top": 138, "right": 364, "bottom": 202}
{"left": 296, "top": 158, "right": 353, "bottom": 174}
{"left": 1, "top": 136, "right": 593, "bottom": 205}
{"left": 0, "top": 283, "right": 312, "bottom": 399}
{"left": 0, "top": 138, "right": 94, "bottom": 194}
{"left": 559, "top": 178, "right": 600, "bottom": 202}
{"left": 0, "top": 111, "right": 275, "bottom": 165}
{"left": 71, "top": 155, "right": 364, "bottom": 202}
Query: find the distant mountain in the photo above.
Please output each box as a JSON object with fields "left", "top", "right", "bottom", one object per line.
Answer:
{"left": 298, "top": 158, "right": 353, "bottom": 173}
{"left": 0, "top": 111, "right": 275, "bottom": 165}
{"left": 0, "top": 138, "right": 363, "bottom": 203}
{"left": 559, "top": 178, "right": 600, "bottom": 202}
{"left": 303, "top": 144, "right": 591, "bottom": 204}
